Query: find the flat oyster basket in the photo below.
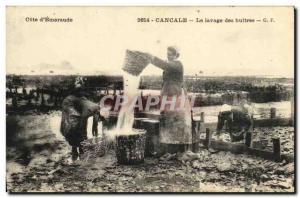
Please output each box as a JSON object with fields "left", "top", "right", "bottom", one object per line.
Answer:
{"left": 81, "top": 136, "right": 109, "bottom": 159}
{"left": 122, "top": 50, "right": 150, "bottom": 76}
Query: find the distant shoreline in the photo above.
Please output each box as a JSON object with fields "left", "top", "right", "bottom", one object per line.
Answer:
{"left": 5, "top": 74, "right": 294, "bottom": 79}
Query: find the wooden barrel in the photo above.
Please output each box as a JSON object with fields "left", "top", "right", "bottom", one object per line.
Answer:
{"left": 115, "top": 129, "right": 146, "bottom": 165}
{"left": 142, "top": 119, "right": 160, "bottom": 157}
{"left": 133, "top": 117, "right": 148, "bottom": 129}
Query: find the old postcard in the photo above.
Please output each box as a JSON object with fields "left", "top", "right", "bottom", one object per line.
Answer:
{"left": 6, "top": 6, "right": 294, "bottom": 193}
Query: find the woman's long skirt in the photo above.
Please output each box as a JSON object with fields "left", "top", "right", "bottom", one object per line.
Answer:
{"left": 159, "top": 89, "right": 192, "bottom": 153}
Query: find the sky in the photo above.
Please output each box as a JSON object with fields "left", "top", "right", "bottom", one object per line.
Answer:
{"left": 6, "top": 6, "right": 294, "bottom": 77}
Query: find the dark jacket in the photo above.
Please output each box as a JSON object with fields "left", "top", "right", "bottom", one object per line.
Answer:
{"left": 151, "top": 57, "right": 183, "bottom": 96}
{"left": 60, "top": 95, "right": 99, "bottom": 147}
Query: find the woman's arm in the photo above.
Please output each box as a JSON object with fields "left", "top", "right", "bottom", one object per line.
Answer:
{"left": 146, "top": 54, "right": 182, "bottom": 72}
{"left": 80, "top": 98, "right": 100, "bottom": 118}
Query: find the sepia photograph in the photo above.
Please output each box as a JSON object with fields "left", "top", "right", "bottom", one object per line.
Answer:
{"left": 6, "top": 6, "right": 295, "bottom": 193}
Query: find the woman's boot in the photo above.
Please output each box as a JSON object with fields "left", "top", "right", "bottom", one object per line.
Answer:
{"left": 71, "top": 146, "right": 79, "bottom": 160}
{"left": 79, "top": 145, "right": 84, "bottom": 154}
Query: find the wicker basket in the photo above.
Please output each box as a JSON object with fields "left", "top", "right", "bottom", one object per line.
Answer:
{"left": 122, "top": 50, "right": 150, "bottom": 76}
{"left": 81, "top": 137, "right": 107, "bottom": 158}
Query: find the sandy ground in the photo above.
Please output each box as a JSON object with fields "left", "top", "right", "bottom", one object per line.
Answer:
{"left": 6, "top": 111, "right": 295, "bottom": 193}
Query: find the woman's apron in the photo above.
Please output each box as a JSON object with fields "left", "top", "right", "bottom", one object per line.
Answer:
{"left": 159, "top": 88, "right": 192, "bottom": 144}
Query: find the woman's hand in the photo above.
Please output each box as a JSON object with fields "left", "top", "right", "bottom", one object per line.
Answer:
{"left": 99, "top": 109, "right": 110, "bottom": 119}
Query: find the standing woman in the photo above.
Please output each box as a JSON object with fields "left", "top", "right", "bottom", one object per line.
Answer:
{"left": 146, "top": 46, "right": 192, "bottom": 154}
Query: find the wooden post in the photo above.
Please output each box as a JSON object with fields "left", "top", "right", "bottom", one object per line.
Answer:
{"left": 22, "top": 87, "right": 27, "bottom": 96}
{"left": 205, "top": 128, "right": 212, "bottom": 149}
{"left": 36, "top": 88, "right": 40, "bottom": 98}
{"left": 291, "top": 96, "right": 294, "bottom": 126}
{"left": 245, "top": 132, "right": 252, "bottom": 147}
{"left": 113, "top": 85, "right": 116, "bottom": 96}
{"left": 245, "top": 115, "right": 254, "bottom": 147}
{"left": 200, "top": 112, "right": 205, "bottom": 123}
{"left": 49, "top": 92, "right": 53, "bottom": 102}
{"left": 41, "top": 90, "right": 45, "bottom": 106}
{"left": 251, "top": 115, "right": 255, "bottom": 130}
{"left": 54, "top": 95, "right": 58, "bottom": 107}
{"left": 27, "top": 97, "right": 32, "bottom": 105}
{"left": 191, "top": 109, "right": 200, "bottom": 153}
{"left": 12, "top": 95, "right": 18, "bottom": 108}
{"left": 272, "top": 137, "right": 281, "bottom": 162}
{"left": 270, "top": 108, "right": 276, "bottom": 119}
